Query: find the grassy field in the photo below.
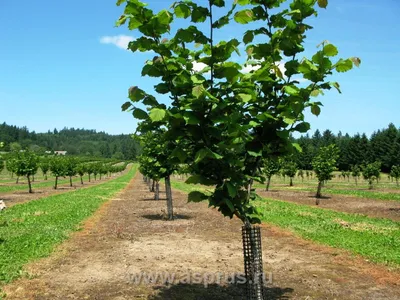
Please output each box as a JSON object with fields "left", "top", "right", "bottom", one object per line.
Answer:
{"left": 253, "top": 183, "right": 400, "bottom": 202}
{"left": 0, "top": 164, "right": 137, "bottom": 284}
{"left": 171, "top": 180, "right": 400, "bottom": 267}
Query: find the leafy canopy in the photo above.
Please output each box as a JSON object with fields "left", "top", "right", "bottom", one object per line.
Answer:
{"left": 118, "top": 0, "right": 360, "bottom": 224}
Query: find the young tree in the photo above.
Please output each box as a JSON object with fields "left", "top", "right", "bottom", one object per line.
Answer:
{"left": 263, "top": 159, "right": 280, "bottom": 191}
{"left": 50, "top": 156, "right": 66, "bottom": 189}
{"left": 39, "top": 157, "right": 50, "bottom": 180}
{"left": 312, "top": 144, "right": 339, "bottom": 203}
{"left": 117, "top": 0, "right": 359, "bottom": 297}
{"left": 86, "top": 163, "right": 94, "bottom": 182}
{"left": 65, "top": 157, "right": 78, "bottom": 187}
{"left": 298, "top": 169, "right": 304, "bottom": 182}
{"left": 75, "top": 163, "right": 87, "bottom": 184}
{"left": 362, "top": 161, "right": 381, "bottom": 189}
{"left": 390, "top": 165, "right": 400, "bottom": 186}
{"left": 13, "top": 151, "right": 39, "bottom": 193}
{"left": 6, "top": 155, "right": 17, "bottom": 180}
{"left": 282, "top": 159, "right": 297, "bottom": 187}
{"left": 351, "top": 165, "right": 361, "bottom": 186}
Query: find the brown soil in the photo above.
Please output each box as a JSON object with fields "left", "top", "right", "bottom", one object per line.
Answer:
{"left": 0, "top": 173, "right": 128, "bottom": 208}
{"left": 257, "top": 189, "right": 400, "bottom": 222}
{"left": 2, "top": 173, "right": 400, "bottom": 299}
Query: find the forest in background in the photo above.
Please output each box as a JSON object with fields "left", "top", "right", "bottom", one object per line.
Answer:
{"left": 295, "top": 123, "right": 400, "bottom": 172}
{"left": 0, "top": 122, "right": 140, "bottom": 160}
{"left": 1, "top": 122, "right": 399, "bottom": 172}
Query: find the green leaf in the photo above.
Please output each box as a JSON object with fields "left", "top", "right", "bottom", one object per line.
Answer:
{"left": 128, "top": 86, "right": 146, "bottom": 102}
{"left": 174, "top": 4, "right": 191, "bottom": 18}
{"left": 133, "top": 108, "right": 148, "bottom": 120}
{"left": 311, "top": 105, "right": 321, "bottom": 116}
{"left": 330, "top": 82, "right": 341, "bottom": 93}
{"left": 284, "top": 85, "right": 299, "bottom": 96}
{"left": 292, "top": 143, "right": 303, "bottom": 152}
{"left": 185, "top": 174, "right": 216, "bottom": 186}
{"left": 335, "top": 59, "right": 353, "bottom": 72}
{"left": 323, "top": 44, "right": 338, "bottom": 57}
{"left": 283, "top": 117, "right": 296, "bottom": 125}
{"left": 194, "top": 148, "right": 210, "bottom": 163}
{"left": 192, "top": 85, "right": 206, "bottom": 98}
{"left": 121, "top": 101, "right": 132, "bottom": 111}
{"left": 225, "top": 182, "right": 237, "bottom": 198}
{"left": 116, "top": 0, "right": 126, "bottom": 6}
{"left": 294, "top": 122, "right": 310, "bottom": 133}
{"left": 238, "top": 93, "right": 252, "bottom": 102}
{"left": 188, "top": 191, "right": 208, "bottom": 203}
{"left": 317, "top": 0, "right": 328, "bottom": 8}
{"left": 234, "top": 9, "right": 254, "bottom": 24}
{"left": 247, "top": 151, "right": 262, "bottom": 157}
{"left": 191, "top": 74, "right": 205, "bottom": 84}
{"left": 310, "top": 89, "right": 321, "bottom": 97}
{"left": 183, "top": 111, "right": 200, "bottom": 125}
{"left": 149, "top": 108, "right": 166, "bottom": 122}
{"left": 243, "top": 31, "right": 254, "bottom": 44}
{"left": 224, "top": 198, "right": 235, "bottom": 212}
{"left": 171, "top": 147, "right": 187, "bottom": 163}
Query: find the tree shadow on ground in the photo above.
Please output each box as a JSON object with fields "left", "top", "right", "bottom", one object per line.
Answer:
{"left": 307, "top": 195, "right": 331, "bottom": 200}
{"left": 148, "top": 282, "right": 293, "bottom": 300}
{"left": 141, "top": 214, "right": 192, "bottom": 220}
{"left": 140, "top": 198, "right": 168, "bottom": 201}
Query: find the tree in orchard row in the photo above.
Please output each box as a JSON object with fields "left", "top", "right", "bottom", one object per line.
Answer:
{"left": 136, "top": 130, "right": 176, "bottom": 218}
{"left": 0, "top": 157, "right": 4, "bottom": 174}
{"left": 351, "top": 165, "right": 361, "bottom": 186}
{"left": 39, "top": 157, "right": 50, "bottom": 180}
{"left": 50, "top": 156, "right": 66, "bottom": 189}
{"left": 312, "top": 144, "right": 339, "bottom": 203}
{"left": 6, "top": 156, "right": 18, "bottom": 181}
{"left": 389, "top": 165, "right": 400, "bottom": 186}
{"left": 298, "top": 169, "right": 304, "bottom": 182}
{"left": 117, "top": 0, "right": 359, "bottom": 297}
{"left": 9, "top": 151, "right": 39, "bottom": 193}
{"left": 75, "top": 163, "right": 87, "bottom": 185}
{"left": 362, "top": 161, "right": 381, "bottom": 189}
{"left": 263, "top": 158, "right": 280, "bottom": 191}
{"left": 64, "top": 157, "right": 78, "bottom": 187}
{"left": 281, "top": 158, "right": 298, "bottom": 187}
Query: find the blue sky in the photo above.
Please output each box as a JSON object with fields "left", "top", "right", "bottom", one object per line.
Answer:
{"left": 0, "top": 0, "right": 399, "bottom": 136}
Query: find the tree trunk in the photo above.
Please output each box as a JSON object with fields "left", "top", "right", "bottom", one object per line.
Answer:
{"left": 54, "top": 176, "right": 58, "bottom": 189}
{"left": 32, "top": 175, "right": 35, "bottom": 182}
{"left": 316, "top": 181, "right": 322, "bottom": 204}
{"left": 165, "top": 176, "right": 173, "bottom": 220}
{"left": 80, "top": 176, "right": 83, "bottom": 185}
{"left": 265, "top": 176, "right": 271, "bottom": 191}
{"left": 289, "top": 178, "right": 293, "bottom": 186}
{"left": 155, "top": 181, "right": 160, "bottom": 200}
{"left": 242, "top": 224, "right": 264, "bottom": 300}
{"left": 151, "top": 180, "right": 155, "bottom": 192}
{"left": 369, "top": 180, "right": 373, "bottom": 189}
{"left": 100, "top": 174, "right": 102, "bottom": 180}
{"left": 27, "top": 175, "right": 33, "bottom": 194}
{"left": 70, "top": 176, "right": 73, "bottom": 187}
{"left": 94, "top": 174, "right": 97, "bottom": 181}
{"left": 16, "top": 176, "right": 19, "bottom": 184}
{"left": 45, "top": 174, "right": 47, "bottom": 180}
{"left": 396, "top": 179, "right": 399, "bottom": 186}
{"left": 355, "top": 177, "right": 357, "bottom": 186}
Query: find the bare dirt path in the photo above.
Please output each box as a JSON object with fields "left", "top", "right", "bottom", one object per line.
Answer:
{"left": 3, "top": 173, "right": 400, "bottom": 299}
{"left": 0, "top": 172, "right": 129, "bottom": 208}
{"left": 257, "top": 189, "right": 400, "bottom": 222}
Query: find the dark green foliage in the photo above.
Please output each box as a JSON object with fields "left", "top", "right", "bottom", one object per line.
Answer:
{"left": 39, "top": 157, "right": 50, "bottom": 180}
{"left": 7, "top": 151, "right": 39, "bottom": 193}
{"left": 0, "top": 122, "right": 140, "bottom": 160}
{"left": 50, "top": 156, "right": 67, "bottom": 189}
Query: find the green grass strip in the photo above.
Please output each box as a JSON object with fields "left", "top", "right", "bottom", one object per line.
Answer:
{"left": 171, "top": 180, "right": 400, "bottom": 267}
{"left": 253, "top": 183, "right": 400, "bottom": 202}
{"left": 0, "top": 164, "right": 138, "bottom": 284}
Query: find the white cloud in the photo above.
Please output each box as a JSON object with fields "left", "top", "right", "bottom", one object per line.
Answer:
{"left": 242, "top": 64, "right": 261, "bottom": 73}
{"left": 100, "top": 35, "right": 134, "bottom": 50}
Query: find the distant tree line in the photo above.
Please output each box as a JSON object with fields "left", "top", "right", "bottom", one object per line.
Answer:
{"left": 0, "top": 122, "right": 140, "bottom": 160}
{"left": 294, "top": 123, "right": 400, "bottom": 173}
